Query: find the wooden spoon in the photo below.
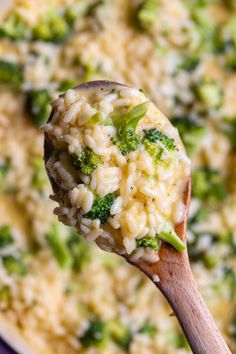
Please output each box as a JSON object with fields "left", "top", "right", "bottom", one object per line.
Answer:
{"left": 44, "top": 81, "right": 231, "bottom": 354}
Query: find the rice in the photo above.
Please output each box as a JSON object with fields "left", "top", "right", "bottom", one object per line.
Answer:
{"left": 44, "top": 84, "right": 190, "bottom": 261}
{"left": 0, "top": 0, "right": 235, "bottom": 353}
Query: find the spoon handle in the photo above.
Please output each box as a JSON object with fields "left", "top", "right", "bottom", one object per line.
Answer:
{"left": 158, "top": 266, "right": 231, "bottom": 354}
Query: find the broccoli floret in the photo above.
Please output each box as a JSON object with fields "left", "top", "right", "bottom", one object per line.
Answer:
{"left": 72, "top": 147, "right": 101, "bottom": 176}
{"left": 25, "top": 89, "right": 51, "bottom": 126}
{"left": 222, "top": 266, "right": 236, "bottom": 300}
{"left": 171, "top": 116, "right": 206, "bottom": 156}
{"left": 112, "top": 132, "right": 140, "bottom": 156}
{"left": 0, "top": 60, "right": 23, "bottom": 85}
{"left": 191, "top": 8, "right": 216, "bottom": 52}
{"left": 192, "top": 0, "right": 216, "bottom": 6}
{"left": 219, "top": 231, "right": 236, "bottom": 256}
{"left": 187, "top": 230, "right": 222, "bottom": 269}
{"left": 179, "top": 56, "right": 200, "bottom": 72}
{"left": 33, "top": 14, "right": 70, "bottom": 43}
{"left": 219, "top": 116, "right": 236, "bottom": 150}
{"left": 0, "top": 13, "right": 27, "bottom": 40}
{"left": 189, "top": 206, "right": 209, "bottom": 226}
{"left": 112, "top": 132, "right": 141, "bottom": 156}
{"left": 192, "top": 167, "right": 226, "bottom": 204}
{"left": 67, "top": 232, "right": 91, "bottom": 272}
{"left": 111, "top": 102, "right": 149, "bottom": 155}
{"left": 84, "top": 193, "right": 116, "bottom": 224}
{"left": 138, "top": 321, "right": 157, "bottom": 338}
{"left": 193, "top": 78, "right": 224, "bottom": 110}
{"left": 158, "top": 225, "right": 186, "bottom": 252}
{"left": 0, "top": 225, "right": 13, "bottom": 249}
{"left": 2, "top": 254, "right": 27, "bottom": 276}
{"left": 31, "top": 157, "right": 48, "bottom": 192}
{"left": 65, "top": 3, "right": 88, "bottom": 24}
{"left": 215, "top": 20, "right": 236, "bottom": 70}
{"left": 136, "top": 235, "right": 159, "bottom": 251}
{"left": 143, "top": 129, "right": 177, "bottom": 151}
{"left": 133, "top": 0, "right": 157, "bottom": 31}
{"left": 0, "top": 285, "right": 11, "bottom": 306}
{"left": 108, "top": 320, "right": 133, "bottom": 349}
{"left": 65, "top": 0, "right": 105, "bottom": 25}
{"left": 79, "top": 319, "right": 108, "bottom": 348}
{"left": 0, "top": 159, "right": 10, "bottom": 192}
{"left": 225, "top": 50, "right": 236, "bottom": 71}
{"left": 143, "top": 139, "right": 164, "bottom": 166}
{"left": 46, "top": 223, "right": 72, "bottom": 269}
{"left": 58, "top": 79, "right": 77, "bottom": 92}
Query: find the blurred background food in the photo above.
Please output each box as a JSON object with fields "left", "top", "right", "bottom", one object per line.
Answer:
{"left": 0, "top": 0, "right": 235, "bottom": 353}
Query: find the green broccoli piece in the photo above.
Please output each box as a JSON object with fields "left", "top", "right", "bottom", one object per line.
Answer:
{"left": 138, "top": 321, "right": 157, "bottom": 338}
{"left": 215, "top": 20, "right": 236, "bottom": 70}
{"left": 31, "top": 157, "right": 48, "bottom": 192}
{"left": 179, "top": 56, "right": 200, "bottom": 72}
{"left": 0, "top": 13, "right": 27, "bottom": 40}
{"left": 143, "top": 139, "right": 164, "bottom": 166}
{"left": 84, "top": 193, "right": 116, "bottom": 224}
{"left": 108, "top": 320, "right": 133, "bottom": 349}
{"left": 0, "top": 60, "right": 23, "bottom": 86}
{"left": 190, "top": 0, "right": 216, "bottom": 7}
{"left": 158, "top": 225, "right": 186, "bottom": 252}
{"left": 187, "top": 230, "right": 220, "bottom": 268}
{"left": 222, "top": 266, "right": 236, "bottom": 300}
{"left": 143, "top": 129, "right": 177, "bottom": 151}
{"left": 219, "top": 116, "right": 236, "bottom": 150}
{"left": 192, "top": 167, "right": 226, "bottom": 204}
{"left": 65, "top": 3, "right": 88, "bottom": 23}
{"left": 65, "top": 0, "right": 105, "bottom": 24}
{"left": 33, "top": 14, "right": 70, "bottom": 43}
{"left": 67, "top": 232, "right": 91, "bottom": 272}
{"left": 191, "top": 8, "right": 216, "bottom": 52}
{"left": 225, "top": 50, "right": 236, "bottom": 71}
{"left": 111, "top": 102, "right": 149, "bottom": 155}
{"left": 212, "top": 27, "right": 228, "bottom": 55}
{"left": 72, "top": 148, "right": 101, "bottom": 176}
{"left": 136, "top": 235, "right": 159, "bottom": 251}
{"left": 134, "top": 0, "right": 157, "bottom": 31}
{"left": 58, "top": 79, "right": 77, "bottom": 92}
{"left": 0, "top": 285, "right": 11, "bottom": 305}
{"left": 203, "top": 253, "right": 220, "bottom": 269}
{"left": 2, "top": 254, "right": 27, "bottom": 276}
{"left": 0, "top": 159, "right": 10, "bottom": 192}
{"left": 193, "top": 78, "right": 224, "bottom": 110}
{"left": 171, "top": 116, "right": 206, "bottom": 156}
{"left": 0, "top": 225, "right": 13, "bottom": 249}
{"left": 80, "top": 319, "right": 108, "bottom": 348}
{"left": 25, "top": 89, "right": 51, "bottom": 126}
{"left": 46, "top": 223, "right": 72, "bottom": 269}
{"left": 189, "top": 206, "right": 209, "bottom": 226}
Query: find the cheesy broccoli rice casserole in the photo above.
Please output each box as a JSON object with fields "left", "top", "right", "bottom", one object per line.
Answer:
{"left": 0, "top": 0, "right": 235, "bottom": 353}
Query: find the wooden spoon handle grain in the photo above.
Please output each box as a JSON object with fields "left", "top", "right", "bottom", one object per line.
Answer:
{"left": 159, "top": 266, "right": 231, "bottom": 354}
